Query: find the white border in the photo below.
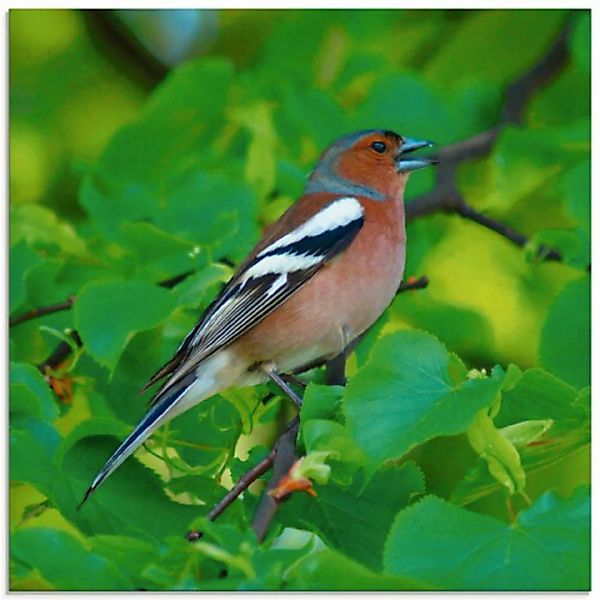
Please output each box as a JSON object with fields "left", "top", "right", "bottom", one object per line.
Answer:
{"left": 2, "top": 3, "right": 595, "bottom": 599}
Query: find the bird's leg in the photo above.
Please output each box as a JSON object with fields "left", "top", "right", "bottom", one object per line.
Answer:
{"left": 263, "top": 367, "right": 304, "bottom": 409}
{"left": 279, "top": 373, "right": 307, "bottom": 389}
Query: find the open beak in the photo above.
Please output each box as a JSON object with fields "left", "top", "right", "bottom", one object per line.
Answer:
{"left": 395, "top": 137, "right": 438, "bottom": 173}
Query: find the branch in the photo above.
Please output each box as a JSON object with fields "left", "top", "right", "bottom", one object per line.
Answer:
{"left": 250, "top": 417, "right": 300, "bottom": 542}
{"left": 502, "top": 21, "right": 572, "bottom": 126}
{"left": 38, "top": 330, "right": 83, "bottom": 374}
{"left": 186, "top": 415, "right": 300, "bottom": 542}
{"left": 406, "top": 19, "right": 572, "bottom": 259}
{"left": 455, "top": 202, "right": 562, "bottom": 261}
{"left": 397, "top": 275, "right": 430, "bottom": 293}
{"left": 10, "top": 295, "right": 76, "bottom": 328}
{"left": 12, "top": 269, "right": 195, "bottom": 332}
{"left": 187, "top": 448, "right": 276, "bottom": 541}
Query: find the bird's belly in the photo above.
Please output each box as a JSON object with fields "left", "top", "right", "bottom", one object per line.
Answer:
{"left": 235, "top": 223, "right": 406, "bottom": 373}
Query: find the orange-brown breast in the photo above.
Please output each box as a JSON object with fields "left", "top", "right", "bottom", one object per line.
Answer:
{"left": 234, "top": 193, "right": 406, "bottom": 372}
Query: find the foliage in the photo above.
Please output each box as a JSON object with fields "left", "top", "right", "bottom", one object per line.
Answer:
{"left": 9, "top": 9, "right": 590, "bottom": 591}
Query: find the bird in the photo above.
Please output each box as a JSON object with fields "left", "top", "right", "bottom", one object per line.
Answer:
{"left": 79, "top": 129, "right": 437, "bottom": 506}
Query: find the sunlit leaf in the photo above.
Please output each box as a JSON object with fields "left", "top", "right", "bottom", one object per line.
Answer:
{"left": 344, "top": 331, "right": 509, "bottom": 465}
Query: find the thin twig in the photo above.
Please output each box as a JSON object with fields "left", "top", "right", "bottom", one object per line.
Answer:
{"left": 251, "top": 418, "right": 300, "bottom": 543}
{"left": 406, "top": 18, "right": 572, "bottom": 258}
{"left": 186, "top": 415, "right": 300, "bottom": 542}
{"left": 10, "top": 295, "right": 76, "bottom": 328}
{"left": 456, "top": 203, "right": 562, "bottom": 261}
{"left": 397, "top": 275, "right": 430, "bottom": 293}
{"left": 158, "top": 269, "right": 195, "bottom": 289}
{"left": 38, "top": 330, "right": 83, "bottom": 374}
{"left": 501, "top": 21, "right": 572, "bottom": 125}
{"left": 12, "top": 270, "right": 195, "bottom": 332}
{"left": 186, "top": 448, "right": 276, "bottom": 541}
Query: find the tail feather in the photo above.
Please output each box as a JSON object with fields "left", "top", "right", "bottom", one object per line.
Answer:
{"left": 78, "top": 372, "right": 197, "bottom": 508}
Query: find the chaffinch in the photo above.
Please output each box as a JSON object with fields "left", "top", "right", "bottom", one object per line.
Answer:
{"left": 80, "top": 129, "right": 436, "bottom": 505}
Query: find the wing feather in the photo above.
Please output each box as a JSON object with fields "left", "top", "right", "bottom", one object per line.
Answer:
{"left": 146, "top": 197, "right": 364, "bottom": 403}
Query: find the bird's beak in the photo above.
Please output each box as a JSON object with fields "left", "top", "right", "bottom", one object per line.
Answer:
{"left": 395, "top": 137, "right": 438, "bottom": 173}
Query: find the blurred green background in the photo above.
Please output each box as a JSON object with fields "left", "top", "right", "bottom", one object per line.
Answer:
{"left": 9, "top": 9, "right": 590, "bottom": 591}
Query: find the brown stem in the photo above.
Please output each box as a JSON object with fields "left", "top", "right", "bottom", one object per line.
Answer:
{"left": 12, "top": 270, "right": 195, "bottom": 333}
{"left": 10, "top": 295, "right": 76, "bottom": 328}
{"left": 186, "top": 449, "right": 277, "bottom": 541}
{"left": 37, "top": 330, "right": 83, "bottom": 374}
{"left": 251, "top": 417, "right": 300, "bottom": 543}
{"left": 187, "top": 415, "right": 301, "bottom": 542}
{"left": 397, "top": 275, "right": 430, "bottom": 293}
{"left": 501, "top": 20, "right": 571, "bottom": 125}
{"left": 455, "top": 202, "right": 563, "bottom": 261}
{"left": 158, "top": 269, "right": 195, "bottom": 289}
{"left": 406, "top": 18, "right": 572, "bottom": 261}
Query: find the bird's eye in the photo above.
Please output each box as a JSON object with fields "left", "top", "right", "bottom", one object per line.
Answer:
{"left": 370, "top": 140, "right": 387, "bottom": 154}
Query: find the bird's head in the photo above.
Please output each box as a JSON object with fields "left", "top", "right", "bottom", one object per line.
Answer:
{"left": 306, "top": 129, "right": 437, "bottom": 200}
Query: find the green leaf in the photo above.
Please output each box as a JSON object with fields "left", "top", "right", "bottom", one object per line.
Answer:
{"left": 79, "top": 57, "right": 259, "bottom": 262}
{"left": 22, "top": 257, "right": 66, "bottom": 309}
{"left": 466, "top": 408, "right": 525, "bottom": 495}
{"left": 74, "top": 280, "right": 177, "bottom": 372}
{"left": 278, "top": 85, "right": 350, "bottom": 152}
{"left": 496, "top": 367, "right": 583, "bottom": 426}
{"left": 280, "top": 462, "right": 424, "bottom": 570}
{"left": 528, "top": 64, "right": 590, "bottom": 127}
{"left": 344, "top": 331, "right": 507, "bottom": 465}
{"left": 482, "top": 124, "right": 590, "bottom": 212}
{"left": 51, "top": 419, "right": 199, "bottom": 540}
{"left": 570, "top": 11, "right": 590, "bottom": 74}
{"left": 300, "top": 383, "right": 343, "bottom": 423}
{"left": 526, "top": 229, "right": 584, "bottom": 267}
{"left": 229, "top": 445, "right": 270, "bottom": 484}
{"left": 9, "top": 241, "right": 43, "bottom": 313}
{"left": 424, "top": 10, "right": 565, "bottom": 88}
{"left": 10, "top": 362, "right": 59, "bottom": 422}
{"left": 120, "top": 221, "right": 203, "bottom": 279}
{"left": 384, "top": 487, "right": 590, "bottom": 590}
{"left": 89, "top": 535, "right": 161, "bottom": 590}
{"left": 561, "top": 160, "right": 590, "bottom": 268}
{"left": 452, "top": 368, "right": 590, "bottom": 506}
{"left": 452, "top": 418, "right": 589, "bottom": 507}
{"left": 167, "top": 396, "right": 242, "bottom": 478}
{"left": 93, "top": 58, "right": 234, "bottom": 187}
{"left": 54, "top": 417, "right": 130, "bottom": 467}
{"left": 528, "top": 159, "right": 590, "bottom": 270}
{"left": 285, "top": 548, "right": 425, "bottom": 591}
{"left": 11, "top": 528, "right": 130, "bottom": 590}
{"left": 10, "top": 204, "right": 89, "bottom": 258}
{"left": 174, "top": 262, "right": 232, "bottom": 309}
{"left": 390, "top": 291, "right": 495, "bottom": 364}
{"left": 301, "top": 419, "right": 365, "bottom": 486}
{"left": 10, "top": 424, "right": 61, "bottom": 495}
{"left": 539, "top": 277, "right": 590, "bottom": 388}
{"left": 355, "top": 73, "right": 455, "bottom": 144}
{"left": 98, "top": 328, "right": 169, "bottom": 425}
